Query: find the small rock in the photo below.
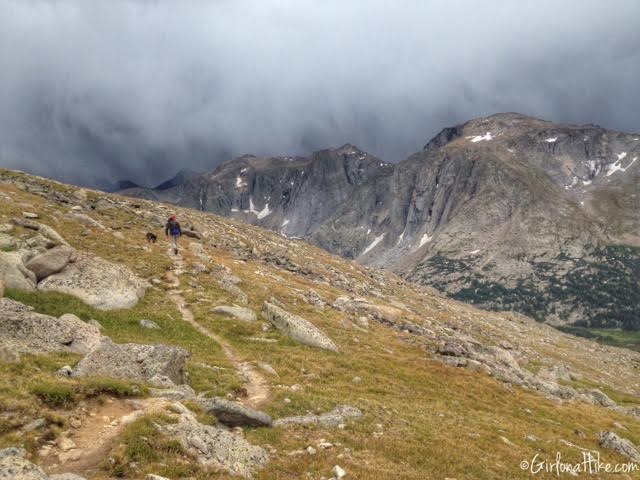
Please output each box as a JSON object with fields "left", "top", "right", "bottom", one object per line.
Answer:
{"left": 23, "top": 418, "right": 47, "bottom": 432}
{"left": 121, "top": 411, "right": 144, "bottom": 425}
{"left": 57, "top": 449, "right": 82, "bottom": 463}
{"left": 139, "top": 319, "right": 161, "bottom": 330}
{"left": 69, "top": 418, "right": 82, "bottom": 429}
{"left": 211, "top": 306, "right": 257, "bottom": 322}
{"left": 258, "top": 362, "right": 279, "bottom": 377}
{"left": 38, "top": 445, "right": 52, "bottom": 457}
{"left": 146, "top": 475, "right": 171, "bottom": 480}
{"left": 306, "top": 446, "right": 317, "bottom": 455}
{"left": 356, "top": 316, "right": 369, "bottom": 329}
{"left": 56, "top": 365, "right": 73, "bottom": 377}
{"left": 499, "top": 436, "right": 516, "bottom": 448}
{"left": 274, "top": 405, "right": 363, "bottom": 428}
{"left": 333, "top": 465, "right": 347, "bottom": 479}
{"left": 352, "top": 376, "right": 362, "bottom": 384}
{"left": 56, "top": 437, "right": 76, "bottom": 452}
{"left": 22, "top": 212, "right": 39, "bottom": 219}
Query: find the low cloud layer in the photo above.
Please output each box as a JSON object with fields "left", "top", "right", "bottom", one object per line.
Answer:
{"left": 1, "top": 0, "right": 639, "bottom": 188}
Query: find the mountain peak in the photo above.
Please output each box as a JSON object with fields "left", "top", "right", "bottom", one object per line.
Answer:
{"left": 121, "top": 114, "right": 640, "bottom": 330}
{"left": 154, "top": 168, "right": 200, "bottom": 190}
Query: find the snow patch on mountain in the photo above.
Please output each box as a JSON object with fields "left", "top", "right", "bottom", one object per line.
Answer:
{"left": 606, "top": 154, "right": 636, "bottom": 177}
{"left": 236, "top": 176, "right": 247, "bottom": 189}
{"left": 467, "top": 132, "right": 493, "bottom": 143}
{"left": 362, "top": 233, "right": 385, "bottom": 256}
{"left": 418, "top": 233, "right": 433, "bottom": 248}
{"left": 245, "top": 197, "right": 272, "bottom": 219}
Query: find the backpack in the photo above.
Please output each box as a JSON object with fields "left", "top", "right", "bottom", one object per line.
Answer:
{"left": 168, "top": 220, "right": 181, "bottom": 236}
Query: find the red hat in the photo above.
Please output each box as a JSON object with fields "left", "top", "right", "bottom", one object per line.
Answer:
{"left": 169, "top": 214, "right": 177, "bottom": 221}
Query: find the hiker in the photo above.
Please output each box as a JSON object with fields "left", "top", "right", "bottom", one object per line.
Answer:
{"left": 165, "top": 214, "right": 182, "bottom": 255}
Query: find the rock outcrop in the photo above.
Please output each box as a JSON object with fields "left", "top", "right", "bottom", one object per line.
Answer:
{"left": 158, "top": 403, "right": 268, "bottom": 478}
{"left": 0, "top": 251, "right": 36, "bottom": 291}
{"left": 211, "top": 306, "right": 257, "bottom": 322}
{"left": 24, "top": 246, "right": 75, "bottom": 281}
{"left": 0, "top": 447, "right": 85, "bottom": 480}
{"left": 261, "top": 302, "right": 338, "bottom": 352}
{"left": 198, "top": 397, "right": 272, "bottom": 427}
{"left": 71, "top": 340, "right": 189, "bottom": 386}
{"left": 0, "top": 298, "right": 103, "bottom": 357}
{"left": 38, "top": 251, "right": 148, "bottom": 310}
{"left": 598, "top": 431, "right": 640, "bottom": 462}
{"left": 273, "top": 405, "right": 362, "bottom": 428}
{"left": 0, "top": 223, "right": 147, "bottom": 310}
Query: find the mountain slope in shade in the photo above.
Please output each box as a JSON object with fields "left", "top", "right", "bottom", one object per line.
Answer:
{"left": 154, "top": 168, "right": 201, "bottom": 190}
{"left": 121, "top": 113, "right": 640, "bottom": 329}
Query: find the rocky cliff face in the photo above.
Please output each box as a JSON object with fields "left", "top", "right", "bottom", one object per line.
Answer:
{"left": 121, "top": 113, "right": 640, "bottom": 329}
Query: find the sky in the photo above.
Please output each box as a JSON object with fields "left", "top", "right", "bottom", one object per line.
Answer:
{"left": 1, "top": 0, "right": 639, "bottom": 188}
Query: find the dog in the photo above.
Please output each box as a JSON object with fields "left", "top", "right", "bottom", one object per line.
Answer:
{"left": 146, "top": 232, "right": 158, "bottom": 243}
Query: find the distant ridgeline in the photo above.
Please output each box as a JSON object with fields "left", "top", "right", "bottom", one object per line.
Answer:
{"left": 119, "top": 113, "right": 640, "bottom": 330}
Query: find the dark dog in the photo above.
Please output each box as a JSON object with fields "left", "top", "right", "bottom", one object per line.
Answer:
{"left": 146, "top": 232, "right": 158, "bottom": 243}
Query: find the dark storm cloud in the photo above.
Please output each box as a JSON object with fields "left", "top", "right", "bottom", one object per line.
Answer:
{"left": 1, "top": 0, "right": 639, "bottom": 187}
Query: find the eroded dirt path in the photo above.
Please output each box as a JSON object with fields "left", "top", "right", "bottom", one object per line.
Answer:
{"left": 43, "top": 251, "right": 271, "bottom": 478}
{"left": 45, "top": 397, "right": 168, "bottom": 476}
{"left": 166, "top": 253, "right": 272, "bottom": 409}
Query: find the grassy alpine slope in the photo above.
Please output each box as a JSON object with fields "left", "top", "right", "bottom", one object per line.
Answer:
{"left": 1, "top": 168, "right": 640, "bottom": 479}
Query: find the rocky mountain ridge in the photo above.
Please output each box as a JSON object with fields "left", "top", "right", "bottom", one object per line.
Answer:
{"left": 121, "top": 113, "right": 640, "bottom": 329}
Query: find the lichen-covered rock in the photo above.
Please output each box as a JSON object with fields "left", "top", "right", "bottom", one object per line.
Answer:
{"left": 158, "top": 403, "right": 268, "bottom": 478}
{"left": 0, "top": 447, "right": 47, "bottom": 480}
{"left": 274, "top": 405, "right": 362, "bottom": 428}
{"left": 598, "top": 431, "right": 640, "bottom": 462}
{"left": 217, "top": 278, "right": 248, "bottom": 305}
{"left": 332, "top": 296, "right": 402, "bottom": 323}
{"left": 579, "top": 389, "right": 617, "bottom": 408}
{"left": 25, "top": 246, "right": 75, "bottom": 281}
{"left": 0, "top": 251, "right": 36, "bottom": 291}
{"left": 0, "top": 447, "right": 86, "bottom": 480}
{"left": 211, "top": 306, "right": 257, "bottom": 322}
{"left": 261, "top": 302, "right": 337, "bottom": 352}
{"left": 199, "top": 397, "right": 272, "bottom": 427}
{"left": 71, "top": 339, "right": 189, "bottom": 386}
{"left": 140, "top": 319, "right": 161, "bottom": 330}
{"left": 38, "top": 251, "right": 148, "bottom": 310}
{"left": 0, "top": 298, "right": 103, "bottom": 355}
